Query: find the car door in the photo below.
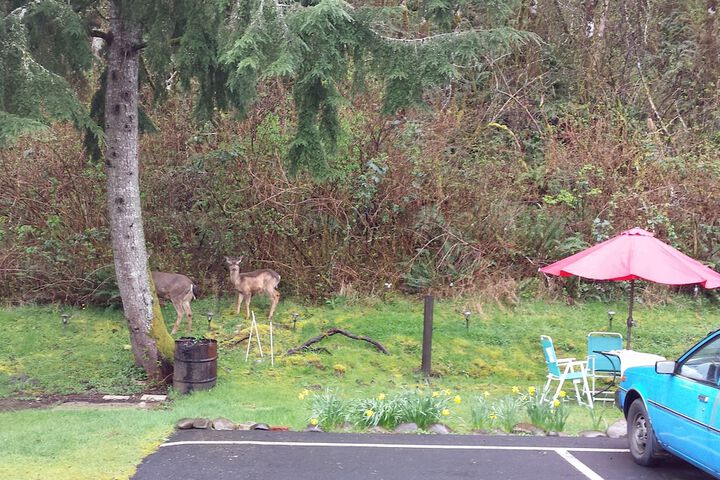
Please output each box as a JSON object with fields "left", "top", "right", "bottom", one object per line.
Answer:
{"left": 652, "top": 334, "right": 720, "bottom": 473}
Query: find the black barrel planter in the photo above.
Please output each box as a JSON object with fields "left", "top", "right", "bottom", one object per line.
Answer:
{"left": 173, "top": 337, "right": 217, "bottom": 394}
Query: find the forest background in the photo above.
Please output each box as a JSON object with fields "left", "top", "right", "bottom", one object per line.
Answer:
{"left": 2, "top": 0, "right": 720, "bottom": 307}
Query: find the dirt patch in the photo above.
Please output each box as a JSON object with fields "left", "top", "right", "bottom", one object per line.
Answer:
{"left": 0, "top": 386, "right": 169, "bottom": 412}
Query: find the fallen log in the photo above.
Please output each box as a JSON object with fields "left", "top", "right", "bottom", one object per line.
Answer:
{"left": 286, "top": 328, "right": 389, "bottom": 355}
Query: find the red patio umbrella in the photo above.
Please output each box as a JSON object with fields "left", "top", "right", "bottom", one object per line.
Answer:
{"left": 539, "top": 227, "right": 720, "bottom": 348}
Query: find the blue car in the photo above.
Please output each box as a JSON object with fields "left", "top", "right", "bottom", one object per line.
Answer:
{"left": 616, "top": 329, "right": 720, "bottom": 478}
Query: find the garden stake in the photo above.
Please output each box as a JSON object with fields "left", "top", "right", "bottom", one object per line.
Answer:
{"left": 269, "top": 320, "right": 274, "bottom": 366}
{"left": 245, "top": 311, "right": 264, "bottom": 361}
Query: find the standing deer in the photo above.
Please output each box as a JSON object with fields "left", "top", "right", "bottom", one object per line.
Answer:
{"left": 151, "top": 271, "right": 199, "bottom": 335}
{"left": 225, "top": 256, "right": 281, "bottom": 319}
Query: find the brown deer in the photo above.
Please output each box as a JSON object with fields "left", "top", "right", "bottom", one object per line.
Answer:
{"left": 151, "top": 271, "right": 199, "bottom": 335}
{"left": 225, "top": 256, "right": 281, "bottom": 319}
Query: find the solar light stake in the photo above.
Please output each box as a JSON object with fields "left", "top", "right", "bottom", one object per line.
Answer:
{"left": 382, "top": 281, "right": 392, "bottom": 302}
{"left": 607, "top": 311, "right": 615, "bottom": 330}
{"left": 463, "top": 310, "right": 471, "bottom": 331}
{"left": 61, "top": 314, "right": 70, "bottom": 326}
{"left": 206, "top": 311, "right": 214, "bottom": 330}
{"left": 291, "top": 312, "right": 299, "bottom": 331}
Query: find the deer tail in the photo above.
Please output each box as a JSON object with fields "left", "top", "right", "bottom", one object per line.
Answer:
{"left": 192, "top": 284, "right": 200, "bottom": 300}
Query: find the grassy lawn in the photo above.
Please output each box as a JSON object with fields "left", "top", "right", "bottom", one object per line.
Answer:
{"left": 1, "top": 294, "right": 718, "bottom": 479}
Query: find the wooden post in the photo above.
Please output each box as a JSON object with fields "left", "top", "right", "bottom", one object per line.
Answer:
{"left": 421, "top": 295, "right": 434, "bottom": 375}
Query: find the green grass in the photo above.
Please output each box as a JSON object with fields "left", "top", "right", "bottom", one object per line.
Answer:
{"left": 1, "top": 294, "right": 718, "bottom": 479}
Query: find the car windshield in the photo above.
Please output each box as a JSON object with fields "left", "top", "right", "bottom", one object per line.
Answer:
{"left": 678, "top": 334, "right": 720, "bottom": 385}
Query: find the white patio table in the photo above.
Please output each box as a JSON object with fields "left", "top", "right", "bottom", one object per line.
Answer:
{"left": 602, "top": 349, "right": 666, "bottom": 375}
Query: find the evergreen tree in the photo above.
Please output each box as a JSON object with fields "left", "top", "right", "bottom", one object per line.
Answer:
{"left": 0, "top": 0, "right": 535, "bottom": 378}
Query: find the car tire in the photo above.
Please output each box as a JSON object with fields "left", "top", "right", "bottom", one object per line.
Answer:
{"left": 627, "top": 398, "right": 663, "bottom": 466}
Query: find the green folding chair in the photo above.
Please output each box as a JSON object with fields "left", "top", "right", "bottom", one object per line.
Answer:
{"left": 587, "top": 332, "right": 623, "bottom": 402}
{"left": 540, "top": 335, "right": 593, "bottom": 407}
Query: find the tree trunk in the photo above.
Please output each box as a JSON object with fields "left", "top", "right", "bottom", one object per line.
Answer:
{"left": 105, "top": 1, "right": 173, "bottom": 380}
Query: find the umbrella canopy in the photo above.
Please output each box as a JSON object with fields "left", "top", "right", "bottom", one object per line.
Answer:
{"left": 540, "top": 228, "right": 720, "bottom": 348}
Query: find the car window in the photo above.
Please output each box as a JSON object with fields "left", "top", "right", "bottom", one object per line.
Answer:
{"left": 678, "top": 335, "right": 720, "bottom": 385}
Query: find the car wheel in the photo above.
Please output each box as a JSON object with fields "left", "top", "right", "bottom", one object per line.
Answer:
{"left": 627, "top": 398, "right": 663, "bottom": 466}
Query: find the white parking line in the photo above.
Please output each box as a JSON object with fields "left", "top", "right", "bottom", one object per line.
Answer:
{"left": 161, "top": 439, "right": 628, "bottom": 455}
{"left": 556, "top": 448, "right": 605, "bottom": 480}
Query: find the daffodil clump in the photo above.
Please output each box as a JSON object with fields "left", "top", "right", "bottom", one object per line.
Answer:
{"left": 305, "top": 388, "right": 348, "bottom": 431}
{"left": 469, "top": 391, "right": 495, "bottom": 431}
{"left": 522, "top": 386, "right": 570, "bottom": 432}
{"left": 351, "top": 392, "right": 400, "bottom": 429}
{"left": 300, "top": 388, "right": 461, "bottom": 431}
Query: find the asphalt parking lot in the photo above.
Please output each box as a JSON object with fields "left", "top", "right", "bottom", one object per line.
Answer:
{"left": 132, "top": 430, "right": 715, "bottom": 480}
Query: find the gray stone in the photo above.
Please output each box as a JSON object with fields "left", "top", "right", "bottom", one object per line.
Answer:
{"left": 368, "top": 426, "right": 388, "bottom": 434}
{"left": 512, "top": 423, "right": 545, "bottom": 436}
{"left": 578, "top": 430, "right": 608, "bottom": 438}
{"left": 304, "top": 424, "right": 324, "bottom": 432}
{"left": 176, "top": 418, "right": 197, "bottom": 429}
{"left": 237, "top": 422, "right": 255, "bottom": 431}
{"left": 607, "top": 419, "right": 627, "bottom": 438}
{"left": 140, "top": 394, "right": 167, "bottom": 402}
{"left": 427, "top": 423, "right": 452, "bottom": 435}
{"left": 213, "top": 417, "right": 236, "bottom": 430}
{"left": 394, "top": 423, "right": 419, "bottom": 433}
{"left": 103, "top": 395, "right": 130, "bottom": 401}
{"left": 252, "top": 423, "right": 270, "bottom": 431}
{"left": 193, "top": 418, "right": 211, "bottom": 429}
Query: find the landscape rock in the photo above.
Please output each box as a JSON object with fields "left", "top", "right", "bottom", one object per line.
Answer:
{"left": 140, "top": 394, "right": 167, "bottom": 402}
{"left": 176, "top": 418, "right": 196, "bottom": 429}
{"left": 394, "top": 423, "right": 419, "bottom": 434}
{"left": 192, "top": 418, "right": 211, "bottom": 429}
{"left": 512, "top": 423, "right": 545, "bottom": 436}
{"left": 368, "top": 426, "right": 388, "bottom": 434}
{"left": 607, "top": 419, "right": 627, "bottom": 438}
{"left": 427, "top": 423, "right": 452, "bottom": 435}
{"left": 304, "top": 424, "right": 324, "bottom": 432}
{"left": 237, "top": 422, "right": 256, "bottom": 431}
{"left": 213, "top": 417, "right": 236, "bottom": 430}
{"left": 578, "top": 430, "right": 607, "bottom": 438}
{"left": 251, "top": 423, "right": 270, "bottom": 430}
{"left": 103, "top": 395, "right": 130, "bottom": 401}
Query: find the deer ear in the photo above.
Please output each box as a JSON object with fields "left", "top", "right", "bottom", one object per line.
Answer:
{"left": 225, "top": 256, "right": 232, "bottom": 264}
{"left": 238, "top": 256, "right": 244, "bottom": 263}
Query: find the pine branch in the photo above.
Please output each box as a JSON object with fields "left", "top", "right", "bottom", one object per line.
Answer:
{"left": 369, "top": 27, "right": 475, "bottom": 45}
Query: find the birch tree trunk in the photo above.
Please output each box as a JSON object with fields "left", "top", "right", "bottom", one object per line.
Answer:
{"left": 104, "top": 1, "right": 173, "bottom": 380}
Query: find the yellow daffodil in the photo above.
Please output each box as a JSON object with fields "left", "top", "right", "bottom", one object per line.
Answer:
{"left": 365, "top": 409, "right": 374, "bottom": 417}
{"left": 527, "top": 386, "right": 536, "bottom": 395}
{"left": 443, "top": 389, "right": 452, "bottom": 396}
{"left": 553, "top": 399, "right": 561, "bottom": 408}
{"left": 432, "top": 391, "right": 440, "bottom": 398}
{"left": 377, "top": 393, "right": 386, "bottom": 401}
{"left": 511, "top": 386, "right": 520, "bottom": 394}
{"left": 559, "top": 390, "right": 567, "bottom": 398}
{"left": 441, "top": 409, "right": 450, "bottom": 416}
{"left": 453, "top": 395, "right": 462, "bottom": 404}
{"left": 489, "top": 413, "right": 497, "bottom": 420}
{"left": 310, "top": 418, "right": 319, "bottom": 426}
{"left": 298, "top": 392, "right": 306, "bottom": 400}
{"left": 483, "top": 391, "right": 490, "bottom": 398}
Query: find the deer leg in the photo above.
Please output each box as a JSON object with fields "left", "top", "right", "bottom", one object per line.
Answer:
{"left": 170, "top": 299, "right": 184, "bottom": 335}
{"left": 236, "top": 292, "right": 244, "bottom": 315}
{"left": 183, "top": 300, "right": 193, "bottom": 333}
{"left": 268, "top": 290, "right": 280, "bottom": 319}
{"left": 245, "top": 293, "right": 253, "bottom": 319}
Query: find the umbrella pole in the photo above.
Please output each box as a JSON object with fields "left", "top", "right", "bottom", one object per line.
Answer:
{"left": 626, "top": 280, "right": 635, "bottom": 349}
